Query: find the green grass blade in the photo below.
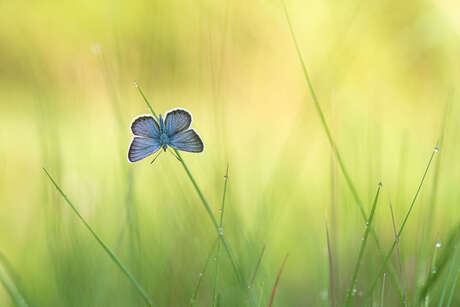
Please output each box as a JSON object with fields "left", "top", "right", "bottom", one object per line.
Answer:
{"left": 438, "top": 229, "right": 460, "bottom": 307}
{"left": 424, "top": 240, "right": 441, "bottom": 307}
{"left": 345, "top": 183, "right": 382, "bottom": 307}
{"left": 366, "top": 147, "right": 438, "bottom": 297}
{"left": 134, "top": 83, "right": 245, "bottom": 287}
{"left": 0, "top": 259, "right": 28, "bottom": 307}
{"left": 446, "top": 259, "right": 460, "bottom": 307}
{"left": 268, "top": 254, "right": 289, "bottom": 307}
{"left": 281, "top": 1, "right": 403, "bottom": 295}
{"left": 418, "top": 225, "right": 460, "bottom": 304}
{"left": 42, "top": 168, "right": 154, "bottom": 307}
{"left": 190, "top": 238, "right": 219, "bottom": 306}
{"left": 212, "top": 164, "right": 229, "bottom": 306}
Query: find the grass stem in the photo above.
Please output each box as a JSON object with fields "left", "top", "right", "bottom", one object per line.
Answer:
{"left": 42, "top": 168, "right": 153, "bottom": 307}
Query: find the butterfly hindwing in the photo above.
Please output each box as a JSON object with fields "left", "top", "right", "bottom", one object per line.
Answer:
{"left": 128, "top": 137, "right": 161, "bottom": 162}
{"left": 164, "top": 108, "right": 192, "bottom": 137}
{"left": 131, "top": 115, "right": 160, "bottom": 139}
{"left": 169, "top": 129, "right": 204, "bottom": 153}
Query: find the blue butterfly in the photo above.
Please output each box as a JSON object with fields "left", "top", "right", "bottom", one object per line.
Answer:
{"left": 128, "top": 108, "right": 204, "bottom": 163}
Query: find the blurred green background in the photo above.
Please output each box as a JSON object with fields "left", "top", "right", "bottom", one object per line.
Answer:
{"left": 1, "top": 0, "right": 460, "bottom": 306}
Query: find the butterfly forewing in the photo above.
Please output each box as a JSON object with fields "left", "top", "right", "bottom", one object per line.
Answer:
{"left": 128, "top": 137, "right": 161, "bottom": 162}
{"left": 169, "top": 129, "right": 204, "bottom": 153}
{"left": 131, "top": 115, "right": 160, "bottom": 139}
{"left": 164, "top": 109, "right": 192, "bottom": 136}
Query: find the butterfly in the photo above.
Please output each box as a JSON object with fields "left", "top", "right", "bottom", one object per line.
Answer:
{"left": 127, "top": 108, "right": 204, "bottom": 163}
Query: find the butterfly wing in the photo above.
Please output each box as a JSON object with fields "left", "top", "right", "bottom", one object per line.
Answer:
{"left": 164, "top": 108, "right": 192, "bottom": 137}
{"left": 169, "top": 129, "right": 204, "bottom": 153}
{"left": 131, "top": 115, "right": 160, "bottom": 138}
{"left": 127, "top": 137, "right": 161, "bottom": 162}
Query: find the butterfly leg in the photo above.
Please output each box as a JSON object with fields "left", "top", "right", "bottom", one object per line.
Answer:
{"left": 150, "top": 150, "right": 163, "bottom": 164}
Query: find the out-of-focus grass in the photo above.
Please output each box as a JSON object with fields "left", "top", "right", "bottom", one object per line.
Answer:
{"left": 1, "top": 0, "right": 460, "bottom": 306}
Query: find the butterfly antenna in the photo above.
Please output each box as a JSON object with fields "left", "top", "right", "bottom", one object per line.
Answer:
{"left": 167, "top": 148, "right": 181, "bottom": 161}
{"left": 150, "top": 150, "right": 163, "bottom": 164}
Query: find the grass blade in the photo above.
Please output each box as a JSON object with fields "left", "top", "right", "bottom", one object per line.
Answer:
{"left": 424, "top": 240, "right": 441, "bottom": 307}
{"left": 345, "top": 183, "right": 382, "bottom": 307}
{"left": 268, "top": 254, "right": 289, "bottom": 307}
{"left": 446, "top": 259, "right": 460, "bottom": 307}
{"left": 42, "top": 168, "right": 153, "bottom": 307}
{"left": 281, "top": 1, "right": 402, "bottom": 295}
{"left": 134, "top": 83, "right": 245, "bottom": 287}
{"left": 418, "top": 225, "right": 460, "bottom": 304}
{"left": 380, "top": 273, "right": 386, "bottom": 307}
{"left": 366, "top": 147, "right": 438, "bottom": 297}
{"left": 190, "top": 238, "right": 219, "bottom": 307}
{"left": 0, "top": 257, "right": 28, "bottom": 307}
{"left": 325, "top": 218, "right": 335, "bottom": 307}
{"left": 389, "top": 198, "right": 407, "bottom": 306}
{"left": 247, "top": 243, "right": 267, "bottom": 303}
{"left": 212, "top": 164, "right": 230, "bottom": 306}
{"left": 438, "top": 228, "right": 460, "bottom": 307}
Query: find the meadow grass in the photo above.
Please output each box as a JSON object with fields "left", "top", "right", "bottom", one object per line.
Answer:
{"left": 2, "top": 0, "right": 460, "bottom": 306}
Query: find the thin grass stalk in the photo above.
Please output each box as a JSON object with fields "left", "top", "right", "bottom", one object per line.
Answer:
{"left": 191, "top": 238, "right": 219, "bottom": 306}
{"left": 247, "top": 243, "right": 267, "bottom": 303}
{"left": 418, "top": 225, "right": 460, "bottom": 304}
{"left": 389, "top": 198, "right": 407, "bottom": 306}
{"left": 445, "top": 260, "right": 460, "bottom": 307}
{"left": 0, "top": 263, "right": 28, "bottom": 307}
{"left": 425, "top": 240, "right": 441, "bottom": 307}
{"left": 281, "top": 1, "right": 403, "bottom": 295}
{"left": 345, "top": 183, "right": 382, "bottom": 307}
{"left": 325, "top": 218, "right": 335, "bottom": 307}
{"left": 42, "top": 168, "right": 153, "bottom": 307}
{"left": 212, "top": 164, "right": 229, "bottom": 306}
{"left": 438, "top": 230, "right": 460, "bottom": 307}
{"left": 366, "top": 147, "right": 438, "bottom": 297}
{"left": 380, "top": 273, "right": 386, "bottom": 307}
{"left": 268, "top": 254, "right": 289, "bottom": 307}
{"left": 134, "top": 83, "right": 245, "bottom": 286}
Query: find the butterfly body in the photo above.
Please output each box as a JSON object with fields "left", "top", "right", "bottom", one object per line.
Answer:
{"left": 128, "top": 108, "right": 204, "bottom": 163}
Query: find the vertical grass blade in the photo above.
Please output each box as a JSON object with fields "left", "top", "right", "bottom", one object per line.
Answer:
{"left": 281, "top": 1, "right": 402, "bottom": 294}
{"left": 247, "top": 243, "right": 267, "bottom": 303}
{"left": 380, "top": 273, "right": 386, "bottom": 307}
{"left": 268, "top": 254, "right": 289, "bottom": 307}
{"left": 345, "top": 183, "right": 382, "bottom": 307}
{"left": 134, "top": 83, "right": 245, "bottom": 287}
{"left": 366, "top": 147, "right": 438, "bottom": 297}
{"left": 0, "top": 261, "right": 28, "bottom": 307}
{"left": 325, "top": 218, "right": 335, "bottom": 307}
{"left": 445, "top": 260, "right": 460, "bottom": 307}
{"left": 424, "top": 240, "right": 441, "bottom": 307}
{"left": 42, "top": 168, "right": 154, "bottom": 307}
{"left": 418, "top": 225, "right": 460, "bottom": 304}
{"left": 389, "top": 198, "right": 406, "bottom": 306}
{"left": 212, "top": 164, "right": 230, "bottom": 306}
{"left": 438, "top": 229, "right": 460, "bottom": 307}
{"left": 191, "top": 238, "right": 219, "bottom": 307}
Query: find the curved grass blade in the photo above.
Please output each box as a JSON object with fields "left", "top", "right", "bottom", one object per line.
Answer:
{"left": 281, "top": 1, "right": 402, "bottom": 295}
{"left": 268, "top": 254, "right": 289, "bottom": 307}
{"left": 424, "top": 240, "right": 441, "bottom": 307}
{"left": 389, "top": 198, "right": 407, "bottom": 306}
{"left": 345, "top": 183, "right": 382, "bottom": 307}
{"left": 42, "top": 168, "right": 154, "bottom": 307}
{"left": 135, "top": 83, "right": 245, "bottom": 288}
{"left": 366, "top": 147, "right": 438, "bottom": 297}
{"left": 325, "top": 218, "right": 335, "bottom": 307}
{"left": 247, "top": 243, "right": 267, "bottom": 303}
{"left": 190, "top": 238, "right": 219, "bottom": 307}
{"left": 212, "top": 164, "right": 229, "bottom": 306}
{"left": 438, "top": 228, "right": 460, "bottom": 307}
{"left": 417, "top": 224, "right": 460, "bottom": 303}
{"left": 0, "top": 258, "right": 28, "bottom": 307}
{"left": 446, "top": 260, "right": 460, "bottom": 307}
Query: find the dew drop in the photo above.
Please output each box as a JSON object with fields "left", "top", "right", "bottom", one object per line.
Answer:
{"left": 434, "top": 146, "right": 439, "bottom": 153}
{"left": 436, "top": 240, "right": 441, "bottom": 248}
